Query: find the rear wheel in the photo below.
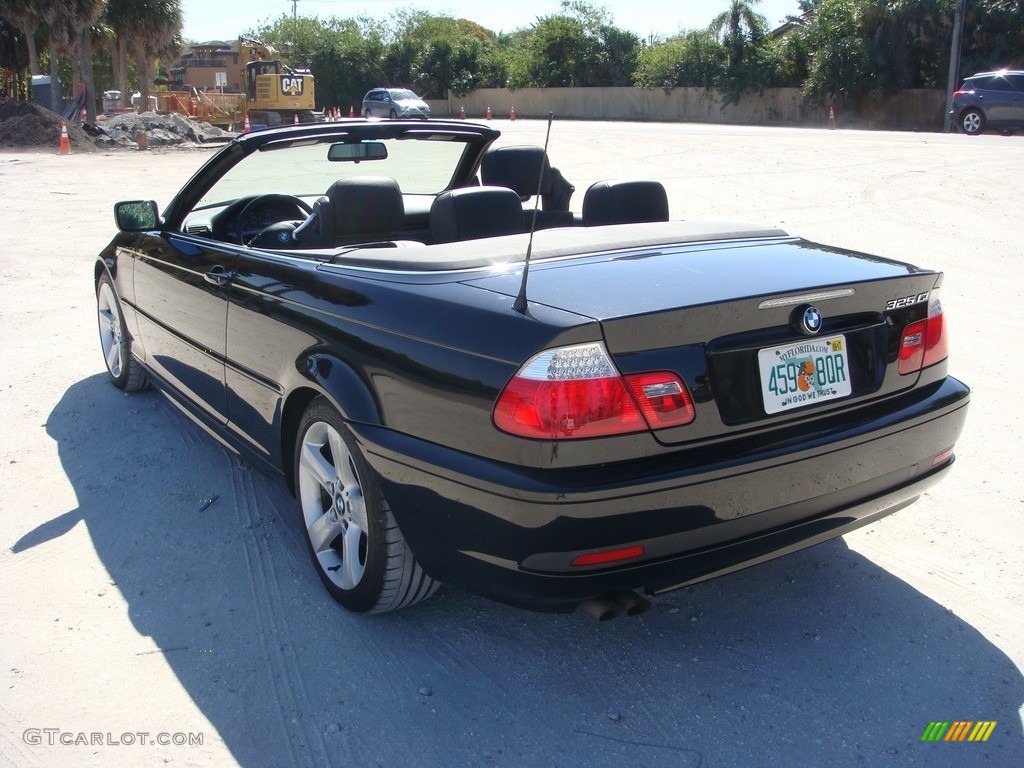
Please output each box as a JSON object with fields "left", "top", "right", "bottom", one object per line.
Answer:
{"left": 96, "top": 272, "right": 148, "bottom": 391}
{"left": 294, "top": 397, "right": 439, "bottom": 613}
{"left": 960, "top": 108, "right": 985, "bottom": 135}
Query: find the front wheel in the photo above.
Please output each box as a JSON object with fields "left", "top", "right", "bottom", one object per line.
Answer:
{"left": 96, "top": 272, "right": 148, "bottom": 391}
{"left": 364, "top": 108, "right": 371, "bottom": 118}
{"left": 960, "top": 108, "right": 985, "bottom": 135}
{"left": 388, "top": 109, "right": 397, "bottom": 119}
{"left": 294, "top": 397, "right": 439, "bottom": 613}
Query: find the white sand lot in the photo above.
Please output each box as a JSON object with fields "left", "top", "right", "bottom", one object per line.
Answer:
{"left": 1, "top": 123, "right": 1021, "bottom": 767}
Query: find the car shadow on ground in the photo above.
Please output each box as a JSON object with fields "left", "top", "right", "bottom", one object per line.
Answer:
{"left": 15, "top": 374, "right": 1023, "bottom": 768}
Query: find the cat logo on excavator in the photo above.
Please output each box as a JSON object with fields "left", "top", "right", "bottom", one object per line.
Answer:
{"left": 281, "top": 77, "right": 304, "bottom": 96}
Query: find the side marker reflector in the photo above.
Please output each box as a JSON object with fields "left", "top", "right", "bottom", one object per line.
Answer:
{"left": 572, "top": 545, "right": 646, "bottom": 567}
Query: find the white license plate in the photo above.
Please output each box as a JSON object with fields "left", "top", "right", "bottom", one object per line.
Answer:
{"left": 757, "top": 335, "right": 852, "bottom": 415}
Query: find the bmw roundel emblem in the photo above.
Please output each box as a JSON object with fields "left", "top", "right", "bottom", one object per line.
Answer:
{"left": 798, "top": 305, "right": 823, "bottom": 335}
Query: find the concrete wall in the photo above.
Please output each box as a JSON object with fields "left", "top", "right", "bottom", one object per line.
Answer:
{"left": 426, "top": 87, "right": 946, "bottom": 132}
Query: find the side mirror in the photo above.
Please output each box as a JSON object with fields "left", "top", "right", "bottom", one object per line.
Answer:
{"left": 114, "top": 200, "right": 160, "bottom": 231}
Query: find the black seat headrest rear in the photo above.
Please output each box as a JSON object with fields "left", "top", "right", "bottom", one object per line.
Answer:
{"left": 429, "top": 186, "right": 525, "bottom": 244}
{"left": 582, "top": 180, "right": 669, "bottom": 226}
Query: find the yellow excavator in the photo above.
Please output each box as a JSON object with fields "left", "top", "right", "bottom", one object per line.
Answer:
{"left": 239, "top": 37, "right": 321, "bottom": 126}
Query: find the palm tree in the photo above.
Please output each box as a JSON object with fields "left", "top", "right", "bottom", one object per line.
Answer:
{"left": 708, "top": 0, "right": 767, "bottom": 69}
{"left": 104, "top": 0, "right": 136, "bottom": 108}
{"left": 69, "top": 0, "right": 108, "bottom": 121}
{"left": 103, "top": 0, "right": 182, "bottom": 112}
{"left": 39, "top": 1, "right": 75, "bottom": 112}
{"left": 134, "top": 0, "right": 183, "bottom": 114}
{"left": 0, "top": 1, "right": 42, "bottom": 76}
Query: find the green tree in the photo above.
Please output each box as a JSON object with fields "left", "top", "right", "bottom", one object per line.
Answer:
{"left": 508, "top": 1, "right": 640, "bottom": 88}
{"left": 633, "top": 30, "right": 727, "bottom": 90}
{"left": 802, "top": 0, "right": 871, "bottom": 105}
{"left": 860, "top": 0, "right": 950, "bottom": 90}
{"left": 308, "top": 19, "right": 385, "bottom": 112}
{"left": 960, "top": 0, "right": 1024, "bottom": 73}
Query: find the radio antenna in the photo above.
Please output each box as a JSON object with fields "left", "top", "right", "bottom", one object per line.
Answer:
{"left": 512, "top": 111, "right": 554, "bottom": 314}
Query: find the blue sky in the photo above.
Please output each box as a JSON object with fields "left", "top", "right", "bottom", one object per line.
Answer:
{"left": 180, "top": 1, "right": 804, "bottom": 43}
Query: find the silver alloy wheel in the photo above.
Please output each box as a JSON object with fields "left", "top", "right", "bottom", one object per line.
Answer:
{"left": 962, "top": 110, "right": 983, "bottom": 134}
{"left": 97, "top": 280, "right": 124, "bottom": 378}
{"left": 297, "top": 420, "right": 369, "bottom": 590}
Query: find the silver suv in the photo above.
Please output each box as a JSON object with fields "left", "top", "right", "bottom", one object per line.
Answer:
{"left": 950, "top": 70, "right": 1024, "bottom": 135}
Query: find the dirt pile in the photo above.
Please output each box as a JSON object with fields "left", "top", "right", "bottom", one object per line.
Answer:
{"left": 0, "top": 100, "right": 98, "bottom": 152}
{"left": 0, "top": 101, "right": 233, "bottom": 151}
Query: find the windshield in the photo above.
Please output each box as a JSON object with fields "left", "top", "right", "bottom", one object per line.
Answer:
{"left": 195, "top": 134, "right": 471, "bottom": 208}
{"left": 390, "top": 90, "right": 420, "bottom": 101}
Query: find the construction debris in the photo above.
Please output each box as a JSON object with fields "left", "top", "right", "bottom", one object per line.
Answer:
{"left": 0, "top": 101, "right": 232, "bottom": 152}
{"left": 95, "top": 112, "right": 232, "bottom": 148}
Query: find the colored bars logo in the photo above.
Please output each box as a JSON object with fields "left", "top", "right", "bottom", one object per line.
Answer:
{"left": 921, "top": 721, "right": 997, "bottom": 742}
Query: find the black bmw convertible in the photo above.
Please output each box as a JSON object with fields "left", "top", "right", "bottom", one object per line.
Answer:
{"left": 95, "top": 119, "right": 970, "bottom": 618}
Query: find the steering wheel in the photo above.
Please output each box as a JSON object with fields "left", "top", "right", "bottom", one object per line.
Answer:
{"left": 234, "top": 194, "right": 312, "bottom": 245}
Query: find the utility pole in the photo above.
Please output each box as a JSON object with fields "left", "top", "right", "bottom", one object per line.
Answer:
{"left": 943, "top": 0, "right": 965, "bottom": 132}
{"left": 290, "top": 0, "right": 299, "bottom": 21}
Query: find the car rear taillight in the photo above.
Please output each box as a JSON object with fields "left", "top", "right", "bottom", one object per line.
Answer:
{"left": 493, "top": 342, "right": 695, "bottom": 439}
{"left": 898, "top": 292, "right": 948, "bottom": 375}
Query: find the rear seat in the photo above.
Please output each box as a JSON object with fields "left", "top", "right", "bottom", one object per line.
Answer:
{"left": 582, "top": 180, "right": 669, "bottom": 226}
{"left": 480, "top": 145, "right": 575, "bottom": 230}
{"left": 429, "top": 186, "right": 525, "bottom": 243}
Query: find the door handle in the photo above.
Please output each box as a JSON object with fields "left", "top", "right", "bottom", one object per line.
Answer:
{"left": 203, "top": 266, "right": 233, "bottom": 286}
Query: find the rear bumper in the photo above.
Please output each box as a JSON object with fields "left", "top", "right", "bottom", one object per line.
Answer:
{"left": 357, "top": 377, "right": 970, "bottom": 612}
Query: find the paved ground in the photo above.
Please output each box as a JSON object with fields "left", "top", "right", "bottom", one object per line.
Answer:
{"left": 1, "top": 121, "right": 1021, "bottom": 767}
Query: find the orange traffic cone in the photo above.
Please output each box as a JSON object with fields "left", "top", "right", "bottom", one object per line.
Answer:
{"left": 243, "top": 114, "right": 251, "bottom": 133}
{"left": 460, "top": 104, "right": 465, "bottom": 119}
{"left": 510, "top": 104, "right": 516, "bottom": 121}
{"left": 349, "top": 105, "right": 354, "bottom": 117}
{"left": 294, "top": 113, "right": 299, "bottom": 124}
{"left": 828, "top": 106, "right": 836, "bottom": 130}
{"left": 136, "top": 129, "right": 148, "bottom": 151}
{"left": 58, "top": 120, "right": 71, "bottom": 154}
{"left": 486, "top": 105, "right": 492, "bottom": 120}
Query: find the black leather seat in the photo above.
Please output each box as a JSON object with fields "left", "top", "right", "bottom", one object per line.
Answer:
{"left": 294, "top": 176, "right": 406, "bottom": 247}
{"left": 581, "top": 180, "right": 670, "bottom": 226}
{"left": 480, "top": 145, "right": 575, "bottom": 229}
{"left": 429, "top": 186, "right": 525, "bottom": 243}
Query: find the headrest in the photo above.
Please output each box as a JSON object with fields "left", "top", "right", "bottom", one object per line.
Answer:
{"left": 480, "top": 146, "right": 552, "bottom": 199}
{"left": 582, "top": 180, "right": 669, "bottom": 226}
{"left": 429, "top": 186, "right": 525, "bottom": 244}
{"left": 325, "top": 176, "right": 405, "bottom": 237}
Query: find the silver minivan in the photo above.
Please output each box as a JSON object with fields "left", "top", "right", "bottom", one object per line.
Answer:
{"left": 361, "top": 88, "right": 431, "bottom": 119}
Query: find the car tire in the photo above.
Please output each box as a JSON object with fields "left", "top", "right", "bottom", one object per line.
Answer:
{"left": 294, "top": 397, "right": 439, "bottom": 613}
{"left": 96, "top": 272, "right": 149, "bottom": 391}
{"left": 389, "top": 109, "right": 397, "bottom": 119}
{"left": 960, "top": 108, "right": 985, "bottom": 135}
{"left": 364, "top": 108, "right": 371, "bottom": 118}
